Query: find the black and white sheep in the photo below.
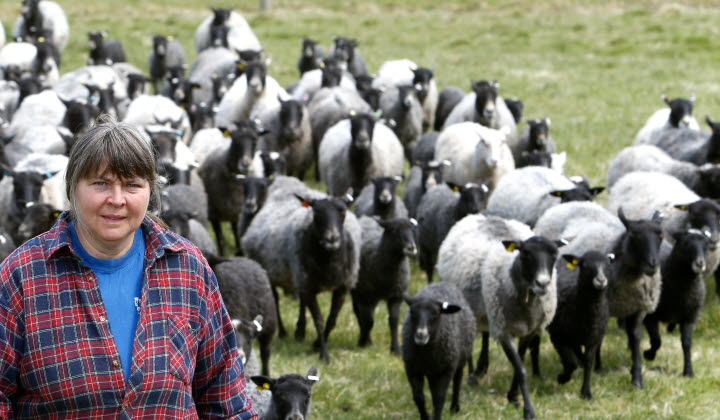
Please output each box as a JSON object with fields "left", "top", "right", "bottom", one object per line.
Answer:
{"left": 318, "top": 113, "right": 404, "bottom": 197}
{"left": 12, "top": 0, "right": 69, "bottom": 52}
{"left": 378, "top": 85, "right": 423, "bottom": 160}
{"left": 250, "top": 367, "right": 319, "bottom": 420}
{"left": 641, "top": 115, "right": 720, "bottom": 166}
{"left": 352, "top": 216, "right": 417, "bottom": 353}
{"left": 353, "top": 176, "right": 408, "bottom": 220}
{"left": 86, "top": 31, "right": 126, "bottom": 66}
{"left": 635, "top": 94, "right": 699, "bottom": 145}
{"left": 148, "top": 35, "right": 186, "bottom": 94}
{"left": 403, "top": 160, "right": 449, "bottom": 219}
{"left": 194, "top": 7, "right": 262, "bottom": 53}
{"left": 417, "top": 182, "right": 488, "bottom": 283}
{"left": 434, "top": 121, "right": 514, "bottom": 191}
{"left": 402, "top": 281, "right": 475, "bottom": 420}
{"left": 297, "top": 38, "right": 324, "bottom": 76}
{"left": 327, "top": 36, "right": 368, "bottom": 79}
{"left": 513, "top": 117, "right": 556, "bottom": 162}
{"left": 548, "top": 251, "right": 612, "bottom": 400}
{"left": 643, "top": 229, "right": 710, "bottom": 378}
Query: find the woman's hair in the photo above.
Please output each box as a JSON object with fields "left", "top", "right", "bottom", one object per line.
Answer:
{"left": 65, "top": 116, "right": 163, "bottom": 219}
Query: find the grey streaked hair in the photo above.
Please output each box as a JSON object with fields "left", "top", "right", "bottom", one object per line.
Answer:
{"left": 65, "top": 116, "right": 163, "bottom": 219}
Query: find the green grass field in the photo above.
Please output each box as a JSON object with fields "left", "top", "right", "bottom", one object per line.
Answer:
{"left": 4, "top": 1, "right": 720, "bottom": 418}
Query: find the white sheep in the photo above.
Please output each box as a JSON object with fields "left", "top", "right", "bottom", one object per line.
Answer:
{"left": 122, "top": 94, "right": 191, "bottom": 145}
{"left": 12, "top": 0, "right": 70, "bottom": 52}
{"left": 635, "top": 95, "right": 699, "bottom": 145}
{"left": 194, "top": 8, "right": 261, "bottom": 53}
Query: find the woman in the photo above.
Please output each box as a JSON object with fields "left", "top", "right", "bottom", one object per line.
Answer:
{"left": 0, "top": 119, "right": 257, "bottom": 419}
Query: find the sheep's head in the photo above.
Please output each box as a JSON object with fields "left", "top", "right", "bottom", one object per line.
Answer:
{"left": 420, "top": 160, "right": 449, "bottom": 192}
{"left": 244, "top": 61, "right": 267, "bottom": 95}
{"left": 403, "top": 293, "right": 461, "bottom": 346}
{"left": 301, "top": 38, "right": 320, "bottom": 59}
{"left": 448, "top": 182, "right": 488, "bottom": 217}
{"left": 152, "top": 35, "right": 168, "bottom": 56}
{"left": 331, "top": 37, "right": 357, "bottom": 64}
{"left": 371, "top": 176, "right": 402, "bottom": 207}
{"left": 238, "top": 176, "right": 271, "bottom": 216}
{"left": 562, "top": 251, "right": 613, "bottom": 291}
{"left": 504, "top": 236, "right": 561, "bottom": 299}
{"left": 526, "top": 118, "right": 551, "bottom": 151}
{"left": 548, "top": 185, "right": 604, "bottom": 203}
{"left": 472, "top": 80, "right": 499, "bottom": 126}
{"left": 278, "top": 98, "right": 305, "bottom": 145}
{"left": 250, "top": 367, "right": 319, "bottom": 420}
{"left": 663, "top": 94, "right": 695, "bottom": 128}
{"left": 231, "top": 315, "right": 263, "bottom": 366}
{"left": 617, "top": 208, "right": 663, "bottom": 276}
{"left": 376, "top": 217, "right": 418, "bottom": 258}
{"left": 671, "top": 229, "right": 711, "bottom": 274}
{"left": 221, "top": 120, "right": 268, "bottom": 175}
{"left": 320, "top": 57, "right": 343, "bottom": 88}
{"left": 296, "top": 194, "right": 350, "bottom": 251}
{"left": 349, "top": 112, "right": 375, "bottom": 152}
{"left": 674, "top": 199, "right": 720, "bottom": 250}
{"left": 412, "top": 67, "right": 433, "bottom": 102}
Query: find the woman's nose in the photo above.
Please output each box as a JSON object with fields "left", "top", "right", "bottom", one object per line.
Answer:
{"left": 107, "top": 185, "right": 126, "bottom": 205}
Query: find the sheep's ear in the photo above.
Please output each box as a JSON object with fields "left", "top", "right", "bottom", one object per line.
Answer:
{"left": 250, "top": 375, "right": 275, "bottom": 391}
{"left": 503, "top": 240, "right": 521, "bottom": 252}
{"left": 589, "top": 187, "right": 605, "bottom": 197}
{"left": 556, "top": 239, "right": 568, "bottom": 248}
{"left": 294, "top": 193, "right": 313, "bottom": 208}
{"left": 674, "top": 203, "right": 690, "bottom": 211}
{"left": 617, "top": 207, "right": 629, "bottom": 227}
{"left": 607, "top": 253, "right": 616, "bottom": 262}
{"left": 562, "top": 254, "right": 580, "bottom": 270}
{"left": 662, "top": 94, "right": 670, "bottom": 105}
{"left": 440, "top": 301, "right": 462, "bottom": 314}
{"left": 548, "top": 190, "right": 565, "bottom": 198}
{"left": 252, "top": 315, "right": 264, "bottom": 333}
{"left": 706, "top": 115, "right": 716, "bottom": 129}
{"left": 446, "top": 182, "right": 460, "bottom": 193}
{"left": 306, "top": 366, "right": 320, "bottom": 384}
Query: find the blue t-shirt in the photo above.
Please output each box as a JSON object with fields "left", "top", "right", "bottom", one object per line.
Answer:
{"left": 69, "top": 222, "right": 145, "bottom": 382}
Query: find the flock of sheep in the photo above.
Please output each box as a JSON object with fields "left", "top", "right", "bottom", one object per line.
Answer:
{"left": 0, "top": 1, "right": 718, "bottom": 419}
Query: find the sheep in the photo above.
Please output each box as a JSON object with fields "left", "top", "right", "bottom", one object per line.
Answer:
{"left": 0, "top": 40, "right": 59, "bottom": 87}
{"left": 0, "top": 170, "right": 55, "bottom": 244}
{"left": 505, "top": 97, "right": 524, "bottom": 123}
{"left": 635, "top": 94, "right": 699, "bottom": 145}
{"left": 318, "top": 113, "right": 404, "bottom": 197}
{"left": 122, "top": 94, "right": 191, "bottom": 145}
{"left": 291, "top": 58, "right": 357, "bottom": 104}
{"left": 86, "top": 31, "right": 126, "bottom": 66}
{"left": 13, "top": 152, "right": 68, "bottom": 211}
{"left": 353, "top": 176, "right": 408, "bottom": 220}
{"left": 328, "top": 36, "right": 368, "bottom": 79}
{"left": 417, "top": 182, "right": 488, "bottom": 283}
{"left": 198, "top": 121, "right": 268, "bottom": 255}
{"left": 535, "top": 201, "right": 624, "bottom": 246}
{"left": 353, "top": 216, "right": 417, "bottom": 353}
{"left": 411, "top": 132, "right": 439, "bottom": 166}
{"left": 209, "top": 256, "right": 277, "bottom": 377}
{"left": 402, "top": 282, "right": 475, "bottom": 420}
{"left": 642, "top": 115, "right": 720, "bottom": 165}
{"left": 643, "top": 229, "right": 710, "bottom": 378}
{"left": 403, "top": 160, "right": 449, "bottom": 219}
{"left": 250, "top": 367, "right": 319, "bottom": 420}
{"left": 148, "top": 35, "right": 186, "bottom": 94}
{"left": 194, "top": 8, "right": 262, "bottom": 54}
{"left": 513, "top": 117, "right": 556, "bottom": 162}
{"left": 434, "top": 122, "right": 514, "bottom": 191}
{"left": 434, "top": 86, "right": 465, "bottom": 131}
{"left": 253, "top": 97, "right": 313, "bottom": 180}
{"left": 53, "top": 65, "right": 127, "bottom": 117}
{"left": 547, "top": 251, "right": 612, "bottom": 400}
{"left": 12, "top": 0, "right": 69, "bottom": 52}
{"left": 486, "top": 166, "right": 601, "bottom": 227}
{"left": 297, "top": 38, "right": 324, "bottom": 76}
{"left": 187, "top": 46, "right": 238, "bottom": 105}
{"left": 235, "top": 176, "right": 272, "bottom": 247}
{"left": 379, "top": 85, "right": 423, "bottom": 160}
{"left": 215, "top": 59, "right": 289, "bottom": 128}
{"left": 442, "top": 80, "right": 518, "bottom": 146}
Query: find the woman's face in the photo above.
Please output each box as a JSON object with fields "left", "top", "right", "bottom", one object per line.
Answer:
{"left": 73, "top": 167, "right": 151, "bottom": 258}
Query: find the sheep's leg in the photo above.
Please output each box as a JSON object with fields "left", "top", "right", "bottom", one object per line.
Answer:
{"left": 642, "top": 315, "right": 661, "bottom": 361}
{"left": 407, "top": 372, "right": 429, "bottom": 420}
{"left": 680, "top": 322, "right": 695, "bottom": 377}
{"left": 715, "top": 266, "right": 720, "bottom": 296}
{"left": 259, "top": 335, "right": 272, "bottom": 377}
{"left": 555, "top": 343, "right": 577, "bottom": 385}
{"left": 295, "top": 299, "right": 306, "bottom": 341}
{"left": 303, "top": 291, "right": 329, "bottom": 363}
{"left": 428, "top": 371, "right": 452, "bottom": 420}
{"left": 624, "top": 312, "right": 644, "bottom": 388}
{"left": 210, "top": 218, "right": 226, "bottom": 256}
{"left": 230, "top": 220, "right": 240, "bottom": 254}
{"left": 323, "top": 287, "right": 347, "bottom": 341}
{"left": 387, "top": 297, "right": 402, "bottom": 354}
{"left": 450, "top": 363, "right": 465, "bottom": 413}
{"left": 499, "top": 338, "right": 535, "bottom": 419}
{"left": 529, "top": 335, "right": 541, "bottom": 377}
{"left": 473, "top": 332, "right": 490, "bottom": 378}
{"left": 581, "top": 344, "right": 598, "bottom": 400}
{"left": 272, "top": 287, "right": 287, "bottom": 338}
{"left": 594, "top": 338, "right": 603, "bottom": 372}
{"left": 352, "top": 297, "right": 374, "bottom": 348}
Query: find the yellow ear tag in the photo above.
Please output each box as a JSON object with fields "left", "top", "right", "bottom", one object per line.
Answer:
{"left": 262, "top": 383, "right": 271, "bottom": 390}
{"left": 223, "top": 130, "right": 230, "bottom": 138}
{"left": 566, "top": 259, "right": 579, "bottom": 270}
{"left": 53, "top": 211, "right": 62, "bottom": 218}
{"left": 237, "top": 62, "right": 245, "bottom": 70}
{"left": 678, "top": 205, "right": 687, "bottom": 210}
{"left": 38, "top": 36, "right": 45, "bottom": 42}
{"left": 451, "top": 186, "right": 459, "bottom": 193}
{"left": 506, "top": 243, "right": 516, "bottom": 252}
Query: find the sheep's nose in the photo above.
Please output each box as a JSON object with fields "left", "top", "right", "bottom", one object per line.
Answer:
{"left": 379, "top": 190, "right": 392, "bottom": 204}
{"left": 286, "top": 411, "right": 304, "bottom": 420}
{"left": 404, "top": 245, "right": 418, "bottom": 258}
{"left": 693, "top": 258, "right": 706, "bottom": 274}
{"left": 682, "top": 115, "right": 692, "bottom": 127}
{"left": 244, "top": 200, "right": 258, "bottom": 214}
{"left": 594, "top": 274, "right": 608, "bottom": 290}
{"left": 323, "top": 231, "right": 341, "bottom": 250}
{"left": 645, "top": 260, "right": 659, "bottom": 276}
{"left": 414, "top": 327, "right": 429, "bottom": 345}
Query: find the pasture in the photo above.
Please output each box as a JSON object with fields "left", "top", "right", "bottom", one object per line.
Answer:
{"left": 3, "top": 1, "right": 720, "bottom": 418}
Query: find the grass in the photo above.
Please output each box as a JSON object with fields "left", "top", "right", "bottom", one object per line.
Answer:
{"left": 4, "top": 0, "right": 720, "bottom": 418}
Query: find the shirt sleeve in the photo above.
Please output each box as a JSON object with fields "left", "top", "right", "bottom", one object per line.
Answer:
{"left": 0, "top": 261, "right": 24, "bottom": 419}
{"left": 191, "top": 259, "right": 257, "bottom": 420}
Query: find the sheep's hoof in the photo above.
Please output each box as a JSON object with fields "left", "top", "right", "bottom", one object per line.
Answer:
{"left": 523, "top": 407, "right": 536, "bottom": 419}
{"left": 631, "top": 377, "right": 643, "bottom": 389}
{"left": 507, "top": 393, "right": 520, "bottom": 407}
{"left": 450, "top": 403, "right": 460, "bottom": 413}
{"left": 581, "top": 389, "right": 592, "bottom": 400}
{"left": 557, "top": 372, "right": 571, "bottom": 384}
{"left": 294, "top": 330, "right": 305, "bottom": 342}
{"left": 358, "top": 337, "right": 372, "bottom": 347}
{"left": 467, "top": 374, "right": 479, "bottom": 387}
{"left": 643, "top": 349, "right": 656, "bottom": 361}
{"left": 389, "top": 345, "right": 400, "bottom": 355}
{"left": 683, "top": 369, "right": 694, "bottom": 378}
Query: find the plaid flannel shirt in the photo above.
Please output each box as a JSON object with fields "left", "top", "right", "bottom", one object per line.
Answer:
{"left": 0, "top": 213, "right": 257, "bottom": 419}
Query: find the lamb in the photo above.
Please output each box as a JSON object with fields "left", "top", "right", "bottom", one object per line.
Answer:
{"left": 87, "top": 31, "right": 126, "bottom": 66}
{"left": 215, "top": 59, "right": 289, "bottom": 128}
{"left": 328, "top": 36, "right": 368, "bottom": 79}
{"left": 250, "top": 367, "right": 319, "bottom": 420}
{"left": 403, "top": 160, "right": 449, "bottom": 219}
{"left": 198, "top": 121, "right": 267, "bottom": 255}
{"left": 12, "top": 0, "right": 69, "bottom": 52}
{"left": 442, "top": 80, "right": 518, "bottom": 147}
{"left": 513, "top": 117, "right": 556, "bottom": 162}
{"left": 643, "top": 229, "right": 710, "bottom": 378}
{"left": 547, "top": 251, "right": 612, "bottom": 400}
{"left": 641, "top": 115, "right": 720, "bottom": 165}
{"left": 194, "top": 8, "right": 262, "bottom": 54}
{"left": 417, "top": 182, "right": 488, "bottom": 283}
{"left": 402, "top": 282, "right": 475, "bottom": 420}
{"left": 486, "top": 166, "right": 602, "bottom": 227}
{"left": 635, "top": 94, "right": 699, "bottom": 145}
{"left": 318, "top": 113, "right": 404, "bottom": 197}
{"left": 437, "top": 216, "right": 559, "bottom": 420}
{"left": 210, "top": 256, "right": 277, "bottom": 377}
{"left": 353, "top": 176, "right": 408, "bottom": 220}
{"left": 297, "top": 38, "right": 324, "bottom": 76}
{"left": 352, "top": 216, "right": 417, "bottom": 353}
{"left": 148, "top": 35, "right": 186, "bottom": 94}
{"left": 434, "top": 121, "right": 514, "bottom": 191}
{"left": 378, "top": 85, "right": 423, "bottom": 160}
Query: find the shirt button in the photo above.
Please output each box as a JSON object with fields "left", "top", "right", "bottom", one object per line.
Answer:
{"left": 100, "top": 316, "right": 107, "bottom": 322}
{"left": 113, "top": 360, "right": 120, "bottom": 367}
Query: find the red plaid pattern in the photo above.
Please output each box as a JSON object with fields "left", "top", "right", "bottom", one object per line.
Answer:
{"left": 0, "top": 213, "right": 257, "bottom": 419}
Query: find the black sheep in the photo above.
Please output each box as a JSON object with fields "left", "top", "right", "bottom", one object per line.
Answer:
{"left": 250, "top": 367, "right": 319, "bottom": 420}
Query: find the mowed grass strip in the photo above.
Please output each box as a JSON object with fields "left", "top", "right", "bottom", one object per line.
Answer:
{"left": 3, "top": 1, "right": 720, "bottom": 418}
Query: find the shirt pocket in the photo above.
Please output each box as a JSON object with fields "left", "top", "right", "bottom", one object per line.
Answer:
{"left": 145, "top": 316, "right": 200, "bottom": 386}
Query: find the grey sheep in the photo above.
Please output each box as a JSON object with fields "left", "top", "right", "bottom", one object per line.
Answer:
{"left": 12, "top": 0, "right": 69, "bottom": 52}
{"left": 642, "top": 115, "right": 720, "bottom": 165}
{"left": 353, "top": 176, "right": 408, "bottom": 220}
{"left": 402, "top": 282, "right": 475, "bottom": 420}
{"left": 160, "top": 183, "right": 208, "bottom": 227}
{"left": 434, "top": 86, "right": 465, "bottom": 131}
{"left": 417, "top": 182, "right": 489, "bottom": 283}
{"left": 148, "top": 35, "right": 186, "bottom": 94}
{"left": 513, "top": 117, "right": 556, "bottom": 162}
{"left": 378, "top": 85, "right": 423, "bottom": 161}
{"left": 635, "top": 94, "right": 699, "bottom": 145}
{"left": 318, "top": 114, "right": 404, "bottom": 197}
{"left": 352, "top": 216, "right": 417, "bottom": 353}
{"left": 403, "top": 160, "right": 449, "bottom": 219}
{"left": 250, "top": 367, "right": 319, "bottom": 420}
